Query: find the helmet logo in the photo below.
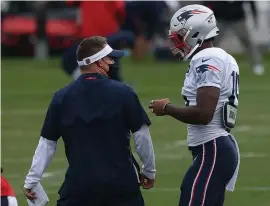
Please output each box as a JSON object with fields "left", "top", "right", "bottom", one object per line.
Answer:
{"left": 175, "top": 9, "right": 207, "bottom": 27}
{"left": 208, "top": 16, "right": 214, "bottom": 24}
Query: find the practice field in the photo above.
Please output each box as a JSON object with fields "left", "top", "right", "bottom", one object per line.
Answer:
{"left": 1, "top": 54, "right": 270, "bottom": 206}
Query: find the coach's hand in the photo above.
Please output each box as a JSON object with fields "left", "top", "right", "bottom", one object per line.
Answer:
{"left": 23, "top": 187, "right": 37, "bottom": 201}
{"left": 149, "top": 98, "right": 170, "bottom": 116}
{"left": 140, "top": 174, "right": 154, "bottom": 190}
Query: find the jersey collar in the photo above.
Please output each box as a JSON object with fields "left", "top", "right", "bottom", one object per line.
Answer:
{"left": 80, "top": 73, "right": 108, "bottom": 80}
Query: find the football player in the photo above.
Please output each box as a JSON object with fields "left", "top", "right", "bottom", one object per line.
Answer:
{"left": 149, "top": 4, "right": 240, "bottom": 206}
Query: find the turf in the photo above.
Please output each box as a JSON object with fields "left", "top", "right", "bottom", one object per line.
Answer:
{"left": 1, "top": 53, "right": 270, "bottom": 206}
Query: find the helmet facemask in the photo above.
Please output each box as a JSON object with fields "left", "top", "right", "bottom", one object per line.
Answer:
{"left": 168, "top": 27, "right": 198, "bottom": 61}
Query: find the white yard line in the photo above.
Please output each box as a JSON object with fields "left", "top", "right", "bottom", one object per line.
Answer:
{"left": 156, "top": 151, "right": 268, "bottom": 160}
{"left": 2, "top": 90, "right": 53, "bottom": 96}
{"left": 241, "top": 152, "right": 267, "bottom": 158}
{"left": 3, "top": 85, "right": 270, "bottom": 97}
{"left": 5, "top": 170, "right": 65, "bottom": 180}
{"left": 156, "top": 124, "right": 268, "bottom": 154}
{"left": 42, "top": 172, "right": 56, "bottom": 178}
{"left": 143, "top": 187, "right": 270, "bottom": 192}
{"left": 156, "top": 154, "right": 190, "bottom": 160}
{"left": 13, "top": 186, "right": 270, "bottom": 195}
{"left": 163, "top": 140, "right": 187, "bottom": 151}
{"left": 257, "top": 114, "right": 270, "bottom": 120}
{"left": 234, "top": 125, "right": 252, "bottom": 133}
{"left": 3, "top": 157, "right": 66, "bottom": 163}
{"left": 3, "top": 151, "right": 267, "bottom": 164}
{"left": 1, "top": 109, "right": 46, "bottom": 116}
{"left": 2, "top": 130, "right": 38, "bottom": 137}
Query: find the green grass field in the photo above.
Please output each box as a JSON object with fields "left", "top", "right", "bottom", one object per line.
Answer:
{"left": 1, "top": 54, "right": 270, "bottom": 206}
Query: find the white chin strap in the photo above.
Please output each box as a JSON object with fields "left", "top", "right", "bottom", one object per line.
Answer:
{"left": 183, "top": 44, "right": 200, "bottom": 61}
{"left": 77, "top": 44, "right": 113, "bottom": 66}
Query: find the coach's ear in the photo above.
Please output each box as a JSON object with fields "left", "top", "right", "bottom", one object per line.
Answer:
{"left": 196, "top": 86, "right": 220, "bottom": 125}
{"left": 96, "top": 59, "right": 103, "bottom": 68}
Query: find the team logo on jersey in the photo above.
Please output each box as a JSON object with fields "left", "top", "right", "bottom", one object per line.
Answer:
{"left": 196, "top": 64, "right": 221, "bottom": 74}
{"left": 175, "top": 9, "right": 207, "bottom": 26}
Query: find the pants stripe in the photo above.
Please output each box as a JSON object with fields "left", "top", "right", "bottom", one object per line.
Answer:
{"left": 188, "top": 144, "right": 205, "bottom": 206}
{"left": 201, "top": 139, "right": 217, "bottom": 206}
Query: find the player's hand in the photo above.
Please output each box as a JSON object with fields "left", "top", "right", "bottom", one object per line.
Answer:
{"left": 140, "top": 174, "right": 154, "bottom": 190}
{"left": 149, "top": 98, "right": 170, "bottom": 116}
{"left": 23, "top": 187, "right": 37, "bottom": 201}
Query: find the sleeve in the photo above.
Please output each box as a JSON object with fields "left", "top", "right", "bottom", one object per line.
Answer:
{"left": 124, "top": 87, "right": 151, "bottom": 133}
{"left": 195, "top": 57, "right": 224, "bottom": 89}
{"left": 133, "top": 125, "right": 156, "bottom": 179}
{"left": 24, "top": 137, "right": 57, "bottom": 189}
{"left": 40, "top": 93, "right": 61, "bottom": 141}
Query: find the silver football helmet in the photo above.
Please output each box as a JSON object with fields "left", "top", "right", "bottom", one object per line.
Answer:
{"left": 168, "top": 4, "right": 219, "bottom": 61}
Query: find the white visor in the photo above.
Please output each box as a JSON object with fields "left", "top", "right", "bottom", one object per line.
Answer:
{"left": 77, "top": 44, "right": 126, "bottom": 66}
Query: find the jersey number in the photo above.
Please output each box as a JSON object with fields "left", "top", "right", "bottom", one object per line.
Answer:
{"left": 229, "top": 71, "right": 239, "bottom": 104}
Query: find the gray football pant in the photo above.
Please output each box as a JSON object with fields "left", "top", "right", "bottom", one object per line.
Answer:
{"left": 214, "top": 20, "right": 263, "bottom": 67}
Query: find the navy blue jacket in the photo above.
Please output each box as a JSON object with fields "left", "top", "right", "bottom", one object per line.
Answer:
{"left": 41, "top": 73, "right": 151, "bottom": 198}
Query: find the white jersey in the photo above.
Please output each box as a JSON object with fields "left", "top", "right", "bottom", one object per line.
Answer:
{"left": 182, "top": 47, "right": 240, "bottom": 146}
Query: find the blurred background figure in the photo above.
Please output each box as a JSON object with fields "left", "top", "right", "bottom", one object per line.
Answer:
{"left": 121, "top": 1, "right": 168, "bottom": 60}
{"left": 203, "top": 1, "right": 265, "bottom": 75}
{"left": 61, "top": 0, "right": 130, "bottom": 81}
{"left": 1, "top": 168, "right": 18, "bottom": 206}
{"left": 62, "top": 0, "right": 169, "bottom": 81}
{"left": 33, "top": 1, "right": 49, "bottom": 61}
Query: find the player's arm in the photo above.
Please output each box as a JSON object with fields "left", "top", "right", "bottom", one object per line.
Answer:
{"left": 124, "top": 87, "right": 156, "bottom": 189}
{"left": 163, "top": 87, "right": 219, "bottom": 125}
{"left": 150, "top": 57, "right": 223, "bottom": 125}
{"left": 23, "top": 93, "right": 61, "bottom": 200}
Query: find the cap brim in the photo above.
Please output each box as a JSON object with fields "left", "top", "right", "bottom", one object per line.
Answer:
{"left": 108, "top": 50, "right": 127, "bottom": 58}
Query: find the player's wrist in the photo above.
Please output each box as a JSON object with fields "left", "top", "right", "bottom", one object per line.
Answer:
{"left": 23, "top": 184, "right": 33, "bottom": 190}
{"left": 24, "top": 182, "right": 36, "bottom": 190}
{"left": 141, "top": 171, "right": 155, "bottom": 180}
{"left": 163, "top": 103, "right": 171, "bottom": 114}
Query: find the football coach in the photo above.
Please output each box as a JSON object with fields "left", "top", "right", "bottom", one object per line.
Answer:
{"left": 23, "top": 36, "right": 156, "bottom": 206}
